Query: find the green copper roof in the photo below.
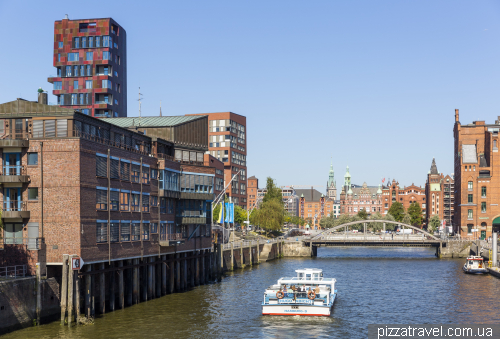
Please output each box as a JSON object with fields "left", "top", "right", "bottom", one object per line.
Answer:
{"left": 101, "top": 115, "right": 205, "bottom": 128}
{"left": 344, "top": 165, "right": 351, "bottom": 178}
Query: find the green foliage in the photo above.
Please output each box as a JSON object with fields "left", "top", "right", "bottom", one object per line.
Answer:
{"left": 368, "top": 212, "right": 385, "bottom": 231}
{"left": 407, "top": 202, "right": 423, "bottom": 226}
{"left": 212, "top": 203, "right": 221, "bottom": 223}
{"left": 388, "top": 202, "right": 405, "bottom": 222}
{"left": 402, "top": 212, "right": 411, "bottom": 226}
{"left": 428, "top": 215, "right": 440, "bottom": 234}
{"left": 319, "top": 213, "right": 336, "bottom": 229}
{"left": 251, "top": 177, "right": 286, "bottom": 235}
{"left": 262, "top": 177, "right": 283, "bottom": 205}
{"left": 234, "top": 205, "right": 248, "bottom": 225}
{"left": 357, "top": 209, "right": 368, "bottom": 220}
{"left": 384, "top": 213, "right": 396, "bottom": 231}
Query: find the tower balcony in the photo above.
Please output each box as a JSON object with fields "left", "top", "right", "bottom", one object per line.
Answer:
{"left": 0, "top": 166, "right": 29, "bottom": 183}
{"left": 0, "top": 131, "right": 29, "bottom": 148}
{"left": 2, "top": 201, "right": 30, "bottom": 219}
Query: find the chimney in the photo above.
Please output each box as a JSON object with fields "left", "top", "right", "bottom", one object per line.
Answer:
{"left": 455, "top": 109, "right": 459, "bottom": 123}
{"left": 37, "top": 88, "right": 47, "bottom": 105}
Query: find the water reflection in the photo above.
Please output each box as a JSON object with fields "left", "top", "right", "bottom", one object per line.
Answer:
{"left": 4, "top": 247, "right": 500, "bottom": 339}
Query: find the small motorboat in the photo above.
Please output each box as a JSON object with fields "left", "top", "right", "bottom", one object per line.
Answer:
{"left": 463, "top": 256, "right": 489, "bottom": 274}
{"left": 262, "top": 268, "right": 337, "bottom": 316}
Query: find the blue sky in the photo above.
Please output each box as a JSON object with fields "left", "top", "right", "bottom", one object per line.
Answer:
{"left": 1, "top": 1, "right": 499, "bottom": 192}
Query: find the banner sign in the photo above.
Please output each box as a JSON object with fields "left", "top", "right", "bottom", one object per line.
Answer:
{"left": 225, "top": 203, "right": 234, "bottom": 223}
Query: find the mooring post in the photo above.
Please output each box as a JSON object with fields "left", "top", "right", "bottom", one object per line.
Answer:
{"left": 195, "top": 251, "right": 200, "bottom": 286}
{"left": 151, "top": 257, "right": 156, "bottom": 298}
{"left": 217, "top": 244, "right": 222, "bottom": 281}
{"left": 493, "top": 232, "right": 498, "bottom": 267}
{"left": 170, "top": 254, "right": 175, "bottom": 293}
{"left": 148, "top": 257, "right": 153, "bottom": 298}
{"left": 156, "top": 260, "right": 161, "bottom": 298}
{"left": 75, "top": 266, "right": 80, "bottom": 325}
{"left": 175, "top": 254, "right": 181, "bottom": 291}
{"left": 439, "top": 241, "right": 443, "bottom": 258}
{"left": 118, "top": 260, "right": 124, "bottom": 309}
{"left": 141, "top": 258, "right": 147, "bottom": 301}
{"left": 61, "top": 254, "right": 69, "bottom": 325}
{"left": 240, "top": 243, "right": 244, "bottom": 268}
{"left": 109, "top": 261, "right": 115, "bottom": 312}
{"left": 68, "top": 256, "right": 75, "bottom": 326}
{"left": 99, "top": 263, "right": 105, "bottom": 314}
{"left": 383, "top": 223, "right": 386, "bottom": 241}
{"left": 249, "top": 242, "right": 253, "bottom": 266}
{"left": 90, "top": 264, "right": 95, "bottom": 316}
{"left": 257, "top": 238, "right": 260, "bottom": 264}
{"left": 184, "top": 253, "right": 189, "bottom": 288}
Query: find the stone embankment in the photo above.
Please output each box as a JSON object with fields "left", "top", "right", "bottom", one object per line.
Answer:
{"left": 440, "top": 240, "right": 472, "bottom": 258}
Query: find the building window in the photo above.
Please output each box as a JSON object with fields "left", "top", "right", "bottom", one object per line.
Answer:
{"left": 27, "top": 153, "right": 38, "bottom": 165}
{"left": 53, "top": 82, "right": 62, "bottom": 90}
{"left": 110, "top": 222, "right": 119, "bottom": 242}
{"left": 86, "top": 80, "right": 93, "bottom": 89}
{"left": 103, "top": 51, "right": 111, "bottom": 60}
{"left": 481, "top": 202, "right": 486, "bottom": 213}
{"left": 79, "top": 94, "right": 84, "bottom": 105}
{"left": 468, "top": 181, "right": 473, "bottom": 191}
{"left": 86, "top": 51, "right": 93, "bottom": 61}
{"left": 132, "top": 222, "right": 140, "bottom": 241}
{"left": 131, "top": 164, "right": 140, "bottom": 183}
{"left": 89, "top": 36, "right": 94, "bottom": 48}
{"left": 74, "top": 37, "right": 79, "bottom": 48}
{"left": 57, "top": 53, "right": 61, "bottom": 62}
{"left": 82, "top": 37, "right": 87, "bottom": 48}
{"left": 73, "top": 80, "right": 78, "bottom": 89}
{"left": 114, "top": 99, "right": 118, "bottom": 105}
{"left": 142, "top": 166, "right": 150, "bottom": 184}
{"left": 102, "top": 80, "right": 111, "bottom": 89}
{"left": 131, "top": 193, "right": 140, "bottom": 212}
{"left": 151, "top": 223, "right": 158, "bottom": 234}
{"left": 68, "top": 53, "right": 79, "bottom": 61}
{"left": 143, "top": 223, "right": 150, "bottom": 240}
{"left": 58, "top": 41, "right": 63, "bottom": 48}
{"left": 74, "top": 66, "right": 79, "bottom": 77}
{"left": 121, "top": 222, "right": 130, "bottom": 241}
{"left": 120, "top": 191, "right": 130, "bottom": 211}
{"left": 468, "top": 209, "right": 473, "bottom": 219}
{"left": 96, "top": 36, "right": 100, "bottom": 47}
{"left": 110, "top": 190, "right": 119, "bottom": 211}
{"left": 96, "top": 188, "right": 108, "bottom": 210}
{"left": 71, "top": 94, "right": 78, "bottom": 105}
{"left": 96, "top": 222, "right": 107, "bottom": 243}
{"left": 482, "top": 186, "right": 486, "bottom": 198}
{"left": 468, "top": 194, "right": 473, "bottom": 203}
{"left": 467, "top": 224, "right": 472, "bottom": 234}
{"left": 86, "top": 65, "right": 91, "bottom": 76}
{"left": 28, "top": 188, "right": 38, "bottom": 200}
{"left": 142, "top": 194, "right": 149, "bottom": 212}
{"left": 65, "top": 66, "right": 72, "bottom": 76}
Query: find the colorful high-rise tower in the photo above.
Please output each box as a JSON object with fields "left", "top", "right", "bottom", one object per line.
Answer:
{"left": 48, "top": 16, "right": 127, "bottom": 118}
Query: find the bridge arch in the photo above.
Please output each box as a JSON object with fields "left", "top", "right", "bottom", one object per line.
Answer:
{"left": 311, "top": 220, "right": 441, "bottom": 242}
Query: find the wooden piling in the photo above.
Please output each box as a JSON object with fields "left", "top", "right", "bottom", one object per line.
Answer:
{"left": 195, "top": 251, "right": 200, "bottom": 286}
{"left": 90, "top": 264, "right": 95, "bottom": 316}
{"left": 99, "top": 263, "right": 105, "bottom": 314}
{"left": 68, "top": 256, "right": 74, "bottom": 326}
{"left": 133, "top": 259, "right": 139, "bottom": 304}
{"left": 85, "top": 264, "right": 91, "bottom": 317}
{"left": 118, "top": 260, "right": 124, "bottom": 309}
{"left": 156, "top": 260, "right": 161, "bottom": 298}
{"left": 169, "top": 254, "right": 175, "bottom": 293}
{"left": 75, "top": 268, "right": 80, "bottom": 325}
{"left": 126, "top": 260, "right": 132, "bottom": 306}
{"left": 230, "top": 242, "right": 234, "bottom": 271}
{"left": 249, "top": 243, "right": 252, "bottom": 266}
{"left": 201, "top": 251, "right": 206, "bottom": 285}
{"left": 148, "top": 257, "right": 153, "bottom": 298}
{"left": 109, "top": 262, "right": 115, "bottom": 312}
{"left": 36, "top": 264, "right": 41, "bottom": 326}
{"left": 240, "top": 245, "right": 244, "bottom": 268}
{"left": 257, "top": 239, "right": 260, "bottom": 263}
{"left": 61, "top": 254, "right": 69, "bottom": 325}
{"left": 161, "top": 255, "right": 167, "bottom": 296}
{"left": 142, "top": 258, "right": 147, "bottom": 301}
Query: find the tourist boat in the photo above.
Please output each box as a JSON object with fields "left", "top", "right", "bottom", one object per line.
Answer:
{"left": 262, "top": 268, "right": 337, "bottom": 316}
{"left": 462, "top": 256, "right": 489, "bottom": 274}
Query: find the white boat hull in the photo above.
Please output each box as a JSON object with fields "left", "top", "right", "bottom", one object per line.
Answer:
{"left": 262, "top": 304, "right": 332, "bottom": 316}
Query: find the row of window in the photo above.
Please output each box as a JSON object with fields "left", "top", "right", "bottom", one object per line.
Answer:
{"left": 180, "top": 173, "right": 214, "bottom": 194}
{"left": 158, "top": 170, "right": 180, "bottom": 192}
{"left": 96, "top": 187, "right": 176, "bottom": 213}
{"left": 58, "top": 51, "right": 113, "bottom": 63}
{"left": 54, "top": 78, "right": 119, "bottom": 92}
{"left": 96, "top": 220, "right": 157, "bottom": 243}
{"left": 96, "top": 154, "right": 156, "bottom": 184}
{"left": 73, "top": 36, "right": 114, "bottom": 49}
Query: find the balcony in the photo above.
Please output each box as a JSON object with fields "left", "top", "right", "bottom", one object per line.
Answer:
{"left": 2, "top": 237, "right": 43, "bottom": 250}
{"left": 0, "top": 166, "right": 29, "bottom": 183}
{"left": 159, "top": 233, "right": 185, "bottom": 246}
{"left": 0, "top": 131, "right": 29, "bottom": 148}
{"left": 2, "top": 201, "right": 30, "bottom": 219}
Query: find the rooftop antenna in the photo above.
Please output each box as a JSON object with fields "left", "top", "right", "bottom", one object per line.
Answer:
{"left": 160, "top": 100, "right": 162, "bottom": 117}
{"left": 138, "top": 87, "right": 143, "bottom": 125}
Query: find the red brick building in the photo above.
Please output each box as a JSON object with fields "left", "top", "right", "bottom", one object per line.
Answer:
{"left": 0, "top": 98, "right": 215, "bottom": 280}
{"left": 248, "top": 176, "right": 259, "bottom": 209}
{"left": 297, "top": 188, "right": 336, "bottom": 230}
{"left": 339, "top": 166, "right": 383, "bottom": 216}
{"left": 381, "top": 180, "right": 426, "bottom": 226}
{"left": 424, "top": 158, "right": 454, "bottom": 230}
{"left": 47, "top": 16, "right": 127, "bottom": 118}
{"left": 187, "top": 112, "right": 247, "bottom": 209}
{"left": 454, "top": 109, "right": 500, "bottom": 238}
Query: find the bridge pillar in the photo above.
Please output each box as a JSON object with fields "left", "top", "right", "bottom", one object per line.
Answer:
{"left": 383, "top": 223, "right": 386, "bottom": 241}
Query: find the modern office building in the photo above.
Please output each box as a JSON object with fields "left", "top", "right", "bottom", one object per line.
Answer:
{"left": 0, "top": 97, "right": 215, "bottom": 286}
{"left": 453, "top": 109, "right": 499, "bottom": 238}
{"left": 47, "top": 16, "right": 127, "bottom": 118}
{"left": 186, "top": 112, "right": 247, "bottom": 209}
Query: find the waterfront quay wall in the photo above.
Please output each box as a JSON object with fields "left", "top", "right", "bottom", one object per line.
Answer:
{"left": 0, "top": 277, "right": 60, "bottom": 335}
{"left": 440, "top": 240, "right": 472, "bottom": 258}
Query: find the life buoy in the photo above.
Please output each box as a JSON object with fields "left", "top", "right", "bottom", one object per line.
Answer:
{"left": 308, "top": 291, "right": 316, "bottom": 300}
{"left": 276, "top": 291, "right": 284, "bottom": 299}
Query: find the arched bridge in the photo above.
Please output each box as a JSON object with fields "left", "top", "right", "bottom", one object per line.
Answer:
{"left": 303, "top": 220, "right": 444, "bottom": 250}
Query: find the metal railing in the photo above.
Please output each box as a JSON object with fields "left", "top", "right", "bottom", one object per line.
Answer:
{"left": 3, "top": 237, "right": 42, "bottom": 250}
{"left": 0, "top": 265, "right": 27, "bottom": 279}
{"left": 0, "top": 130, "right": 28, "bottom": 140}
{"left": 2, "top": 165, "right": 27, "bottom": 176}
{"left": 222, "top": 237, "right": 289, "bottom": 250}
{"left": 3, "top": 200, "right": 27, "bottom": 212}
{"left": 70, "top": 130, "right": 151, "bottom": 156}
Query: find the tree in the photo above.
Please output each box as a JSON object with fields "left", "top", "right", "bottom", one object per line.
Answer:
{"left": 402, "top": 212, "right": 411, "bottom": 226}
{"left": 319, "top": 213, "right": 336, "bottom": 229}
{"left": 428, "top": 215, "right": 440, "bottom": 234}
{"left": 407, "top": 202, "right": 423, "bottom": 226}
{"left": 368, "top": 212, "right": 385, "bottom": 231}
{"left": 387, "top": 202, "right": 405, "bottom": 222}
{"left": 357, "top": 208, "right": 368, "bottom": 220}
{"left": 251, "top": 177, "right": 286, "bottom": 236}
{"left": 262, "top": 177, "right": 283, "bottom": 204}
{"left": 384, "top": 213, "right": 396, "bottom": 231}
{"left": 212, "top": 203, "right": 221, "bottom": 223}
{"left": 234, "top": 205, "right": 248, "bottom": 225}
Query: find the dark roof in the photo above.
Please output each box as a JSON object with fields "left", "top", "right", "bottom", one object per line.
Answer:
{"left": 101, "top": 115, "right": 205, "bottom": 128}
{"left": 295, "top": 188, "right": 324, "bottom": 202}
{"left": 479, "top": 154, "right": 488, "bottom": 167}
{"left": 430, "top": 158, "right": 438, "bottom": 175}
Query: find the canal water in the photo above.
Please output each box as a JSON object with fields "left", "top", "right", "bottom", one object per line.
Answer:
{"left": 5, "top": 247, "right": 500, "bottom": 338}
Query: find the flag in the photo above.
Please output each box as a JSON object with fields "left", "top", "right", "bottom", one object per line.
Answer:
{"left": 225, "top": 203, "right": 230, "bottom": 223}
{"left": 217, "top": 202, "right": 224, "bottom": 223}
{"left": 229, "top": 203, "right": 234, "bottom": 223}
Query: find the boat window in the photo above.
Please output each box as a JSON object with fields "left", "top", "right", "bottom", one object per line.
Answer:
{"left": 306, "top": 274, "right": 311, "bottom": 280}
{"left": 313, "top": 273, "right": 319, "bottom": 280}
{"left": 298, "top": 273, "right": 304, "bottom": 278}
